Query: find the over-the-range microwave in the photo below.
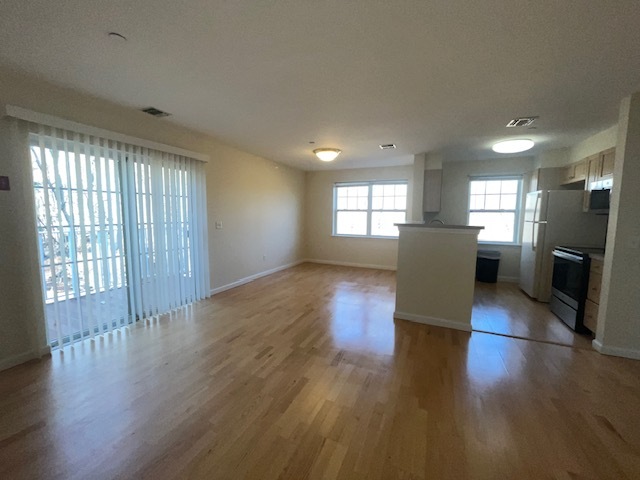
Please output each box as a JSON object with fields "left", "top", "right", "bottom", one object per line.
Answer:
{"left": 588, "top": 188, "right": 611, "bottom": 213}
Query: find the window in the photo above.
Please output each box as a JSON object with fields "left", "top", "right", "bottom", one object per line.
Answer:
{"left": 334, "top": 181, "right": 407, "bottom": 238}
{"left": 468, "top": 176, "right": 522, "bottom": 243}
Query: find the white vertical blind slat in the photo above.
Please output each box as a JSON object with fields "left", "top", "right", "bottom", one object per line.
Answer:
{"left": 37, "top": 127, "right": 63, "bottom": 348}
{"left": 62, "top": 130, "right": 83, "bottom": 342}
{"left": 51, "top": 131, "right": 75, "bottom": 343}
{"left": 122, "top": 147, "right": 143, "bottom": 322}
{"left": 164, "top": 153, "right": 179, "bottom": 310}
{"left": 72, "top": 132, "right": 90, "bottom": 339}
{"left": 179, "top": 157, "right": 190, "bottom": 304}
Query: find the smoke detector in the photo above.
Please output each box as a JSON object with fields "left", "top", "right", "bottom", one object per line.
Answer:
{"left": 379, "top": 144, "right": 396, "bottom": 150}
{"left": 506, "top": 116, "right": 538, "bottom": 128}
{"left": 141, "top": 107, "right": 171, "bottom": 118}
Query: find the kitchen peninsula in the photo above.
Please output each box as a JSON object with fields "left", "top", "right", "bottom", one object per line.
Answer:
{"left": 394, "top": 223, "right": 483, "bottom": 332}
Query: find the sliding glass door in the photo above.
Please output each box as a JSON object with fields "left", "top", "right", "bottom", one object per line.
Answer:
{"left": 29, "top": 127, "right": 210, "bottom": 349}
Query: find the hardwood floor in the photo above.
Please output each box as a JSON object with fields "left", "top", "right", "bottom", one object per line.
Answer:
{"left": 472, "top": 281, "right": 593, "bottom": 349}
{"left": 1, "top": 263, "right": 640, "bottom": 479}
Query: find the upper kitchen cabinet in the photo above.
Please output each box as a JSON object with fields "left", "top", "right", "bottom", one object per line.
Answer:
{"left": 586, "top": 154, "right": 601, "bottom": 187}
{"left": 561, "top": 159, "right": 587, "bottom": 185}
{"left": 423, "top": 169, "right": 442, "bottom": 213}
{"left": 601, "top": 148, "right": 615, "bottom": 177}
{"left": 530, "top": 167, "right": 564, "bottom": 191}
{"left": 586, "top": 148, "right": 616, "bottom": 190}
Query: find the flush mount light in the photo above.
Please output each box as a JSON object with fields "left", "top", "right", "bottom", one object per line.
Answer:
{"left": 492, "top": 139, "right": 535, "bottom": 154}
{"left": 313, "top": 148, "right": 341, "bottom": 162}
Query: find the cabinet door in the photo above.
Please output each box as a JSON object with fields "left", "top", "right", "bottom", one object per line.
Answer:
{"left": 574, "top": 160, "right": 587, "bottom": 182}
{"left": 562, "top": 164, "right": 576, "bottom": 184}
{"left": 584, "top": 299, "right": 599, "bottom": 332}
{"left": 601, "top": 148, "right": 615, "bottom": 176}
{"left": 586, "top": 155, "right": 601, "bottom": 189}
{"left": 587, "top": 271, "right": 602, "bottom": 303}
{"left": 590, "top": 258, "right": 604, "bottom": 276}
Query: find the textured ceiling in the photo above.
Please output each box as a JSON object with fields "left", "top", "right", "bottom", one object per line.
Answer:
{"left": 1, "top": 1, "right": 640, "bottom": 170}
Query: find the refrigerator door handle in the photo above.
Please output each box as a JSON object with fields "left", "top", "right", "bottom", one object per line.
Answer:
{"left": 532, "top": 221, "right": 548, "bottom": 251}
{"left": 533, "top": 192, "right": 541, "bottom": 222}
{"left": 532, "top": 221, "right": 536, "bottom": 251}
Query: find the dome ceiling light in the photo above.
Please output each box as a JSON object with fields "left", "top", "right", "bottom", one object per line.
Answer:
{"left": 313, "top": 148, "right": 341, "bottom": 162}
{"left": 492, "top": 139, "right": 535, "bottom": 154}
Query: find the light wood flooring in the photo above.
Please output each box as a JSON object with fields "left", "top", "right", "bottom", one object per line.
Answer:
{"left": 472, "top": 281, "right": 593, "bottom": 349}
{"left": 1, "top": 263, "right": 640, "bottom": 479}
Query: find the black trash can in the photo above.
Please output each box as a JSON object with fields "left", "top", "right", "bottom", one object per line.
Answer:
{"left": 476, "top": 250, "right": 501, "bottom": 283}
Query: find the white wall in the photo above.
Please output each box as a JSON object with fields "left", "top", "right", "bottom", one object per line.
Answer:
{"left": 436, "top": 156, "right": 536, "bottom": 281}
{"left": 535, "top": 147, "right": 570, "bottom": 169}
{"left": 594, "top": 93, "right": 640, "bottom": 359}
{"left": 0, "top": 67, "right": 305, "bottom": 369}
{"left": 304, "top": 165, "right": 414, "bottom": 269}
{"left": 569, "top": 125, "right": 618, "bottom": 163}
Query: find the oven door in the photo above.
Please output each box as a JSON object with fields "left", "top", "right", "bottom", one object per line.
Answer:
{"left": 551, "top": 249, "right": 584, "bottom": 309}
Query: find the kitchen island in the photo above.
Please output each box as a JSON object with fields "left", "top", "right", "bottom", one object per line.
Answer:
{"left": 394, "top": 223, "right": 483, "bottom": 332}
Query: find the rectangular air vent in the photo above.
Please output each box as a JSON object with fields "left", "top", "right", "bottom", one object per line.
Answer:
{"left": 379, "top": 143, "right": 396, "bottom": 150}
{"left": 141, "top": 107, "right": 171, "bottom": 118}
{"left": 506, "top": 116, "right": 538, "bottom": 128}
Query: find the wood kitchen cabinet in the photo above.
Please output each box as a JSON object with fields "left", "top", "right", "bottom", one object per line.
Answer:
{"left": 561, "top": 159, "right": 587, "bottom": 185}
{"left": 585, "top": 148, "right": 615, "bottom": 190}
{"left": 423, "top": 169, "right": 442, "bottom": 213}
{"left": 530, "top": 167, "right": 564, "bottom": 191}
{"left": 586, "top": 154, "right": 601, "bottom": 187}
{"left": 600, "top": 148, "right": 615, "bottom": 176}
{"left": 583, "top": 256, "right": 604, "bottom": 334}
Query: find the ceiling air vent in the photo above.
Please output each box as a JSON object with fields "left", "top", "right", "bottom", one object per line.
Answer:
{"left": 379, "top": 143, "right": 396, "bottom": 150}
{"left": 141, "top": 107, "right": 171, "bottom": 118}
{"left": 506, "top": 116, "right": 538, "bottom": 128}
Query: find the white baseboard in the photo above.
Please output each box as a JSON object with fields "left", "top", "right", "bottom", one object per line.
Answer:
{"left": 497, "top": 276, "right": 519, "bottom": 283}
{"left": 592, "top": 339, "right": 640, "bottom": 360}
{"left": 305, "top": 258, "right": 397, "bottom": 271}
{"left": 210, "top": 260, "right": 305, "bottom": 295}
{"left": 394, "top": 311, "right": 472, "bottom": 332}
{"left": 0, "top": 345, "right": 49, "bottom": 372}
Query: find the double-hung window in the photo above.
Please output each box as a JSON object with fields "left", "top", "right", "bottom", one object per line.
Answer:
{"left": 468, "top": 176, "right": 522, "bottom": 244}
{"left": 333, "top": 181, "right": 407, "bottom": 238}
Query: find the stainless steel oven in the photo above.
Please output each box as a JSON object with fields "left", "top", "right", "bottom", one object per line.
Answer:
{"left": 550, "top": 247, "right": 594, "bottom": 332}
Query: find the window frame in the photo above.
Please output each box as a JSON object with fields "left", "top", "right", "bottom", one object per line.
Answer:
{"left": 332, "top": 180, "right": 408, "bottom": 239}
{"left": 467, "top": 175, "right": 523, "bottom": 245}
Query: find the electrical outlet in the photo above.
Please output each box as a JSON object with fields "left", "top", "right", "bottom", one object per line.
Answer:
{"left": 215, "top": 221, "right": 223, "bottom": 229}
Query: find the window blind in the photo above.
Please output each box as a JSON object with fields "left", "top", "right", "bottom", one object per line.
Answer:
{"left": 29, "top": 124, "right": 210, "bottom": 348}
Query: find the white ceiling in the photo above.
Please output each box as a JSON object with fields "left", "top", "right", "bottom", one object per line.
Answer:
{"left": 1, "top": 1, "right": 640, "bottom": 170}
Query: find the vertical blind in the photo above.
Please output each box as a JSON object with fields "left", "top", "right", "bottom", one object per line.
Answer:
{"left": 29, "top": 124, "right": 210, "bottom": 348}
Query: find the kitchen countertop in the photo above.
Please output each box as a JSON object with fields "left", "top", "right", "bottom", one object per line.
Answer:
{"left": 395, "top": 223, "right": 484, "bottom": 230}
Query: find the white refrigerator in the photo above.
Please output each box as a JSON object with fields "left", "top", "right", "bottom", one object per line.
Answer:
{"left": 519, "top": 190, "right": 608, "bottom": 302}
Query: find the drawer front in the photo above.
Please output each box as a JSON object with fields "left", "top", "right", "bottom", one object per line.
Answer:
{"left": 584, "top": 299, "right": 599, "bottom": 332}
{"left": 590, "top": 258, "right": 604, "bottom": 276}
{"left": 587, "top": 271, "right": 602, "bottom": 303}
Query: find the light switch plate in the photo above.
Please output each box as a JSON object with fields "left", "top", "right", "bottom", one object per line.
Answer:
{"left": 215, "top": 221, "right": 223, "bottom": 229}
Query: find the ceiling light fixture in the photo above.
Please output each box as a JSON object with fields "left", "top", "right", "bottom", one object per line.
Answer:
{"left": 492, "top": 139, "right": 535, "bottom": 154}
{"left": 313, "top": 148, "right": 341, "bottom": 162}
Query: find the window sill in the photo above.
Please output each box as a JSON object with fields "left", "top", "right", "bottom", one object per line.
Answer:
{"left": 332, "top": 234, "right": 399, "bottom": 240}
